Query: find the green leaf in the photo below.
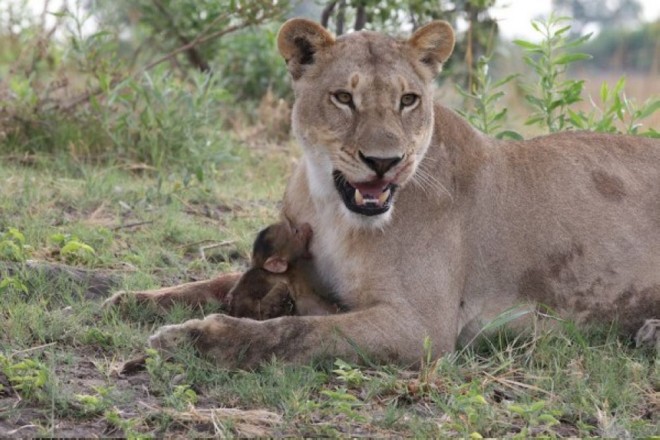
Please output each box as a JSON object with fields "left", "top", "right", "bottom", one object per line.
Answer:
{"left": 613, "top": 76, "right": 626, "bottom": 94}
{"left": 538, "top": 414, "right": 560, "bottom": 425}
{"left": 600, "top": 82, "right": 609, "bottom": 103}
{"left": 49, "top": 11, "right": 71, "bottom": 18}
{"left": 508, "top": 404, "right": 526, "bottom": 415}
{"left": 525, "top": 116, "right": 545, "bottom": 126}
{"left": 564, "top": 33, "right": 592, "bottom": 48}
{"left": 484, "top": 91, "right": 505, "bottom": 106}
{"left": 491, "top": 108, "right": 508, "bottom": 123}
{"left": 530, "top": 21, "right": 542, "bottom": 33}
{"left": 7, "top": 228, "right": 25, "bottom": 245}
{"left": 61, "top": 240, "right": 96, "bottom": 257}
{"left": 492, "top": 74, "right": 519, "bottom": 89}
{"left": 513, "top": 40, "right": 541, "bottom": 51}
{"left": 496, "top": 130, "right": 524, "bottom": 141}
{"left": 0, "top": 241, "right": 24, "bottom": 262}
{"left": 482, "top": 307, "right": 532, "bottom": 332}
{"left": 635, "top": 99, "right": 660, "bottom": 120}
{"left": 321, "top": 389, "right": 358, "bottom": 402}
{"left": 640, "top": 128, "right": 660, "bottom": 138}
{"left": 553, "top": 53, "right": 592, "bottom": 65}
{"left": 524, "top": 95, "right": 544, "bottom": 108}
{"left": 554, "top": 25, "right": 572, "bottom": 36}
{"left": 471, "top": 394, "right": 488, "bottom": 405}
{"left": 529, "top": 400, "right": 546, "bottom": 412}
{"left": 567, "top": 109, "right": 586, "bottom": 129}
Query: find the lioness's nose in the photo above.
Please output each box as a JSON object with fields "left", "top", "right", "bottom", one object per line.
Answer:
{"left": 358, "top": 151, "right": 403, "bottom": 177}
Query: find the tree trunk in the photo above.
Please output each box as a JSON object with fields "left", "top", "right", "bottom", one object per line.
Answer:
{"left": 355, "top": 4, "right": 367, "bottom": 31}
{"left": 321, "top": 0, "right": 338, "bottom": 29}
{"left": 336, "top": 0, "right": 346, "bottom": 35}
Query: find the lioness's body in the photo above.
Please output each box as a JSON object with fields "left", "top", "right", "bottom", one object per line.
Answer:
{"left": 286, "top": 106, "right": 660, "bottom": 357}
{"left": 122, "top": 20, "right": 659, "bottom": 368}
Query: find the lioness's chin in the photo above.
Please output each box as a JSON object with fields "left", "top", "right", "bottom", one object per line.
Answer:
{"left": 339, "top": 201, "right": 394, "bottom": 230}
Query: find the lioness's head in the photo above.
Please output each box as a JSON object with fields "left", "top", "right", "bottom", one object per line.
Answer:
{"left": 278, "top": 19, "right": 454, "bottom": 227}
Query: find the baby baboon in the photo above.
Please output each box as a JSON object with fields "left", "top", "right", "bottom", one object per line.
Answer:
{"left": 227, "top": 220, "right": 338, "bottom": 320}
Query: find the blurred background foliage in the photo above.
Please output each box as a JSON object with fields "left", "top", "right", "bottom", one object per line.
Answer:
{"left": 0, "top": 0, "right": 658, "bottom": 169}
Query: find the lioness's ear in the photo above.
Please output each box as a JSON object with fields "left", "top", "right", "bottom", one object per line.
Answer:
{"left": 264, "top": 256, "right": 288, "bottom": 274}
{"left": 277, "top": 18, "right": 335, "bottom": 80}
{"left": 408, "top": 21, "right": 455, "bottom": 76}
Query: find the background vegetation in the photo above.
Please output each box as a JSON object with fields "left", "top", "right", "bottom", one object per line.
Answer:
{"left": 0, "top": 0, "right": 658, "bottom": 436}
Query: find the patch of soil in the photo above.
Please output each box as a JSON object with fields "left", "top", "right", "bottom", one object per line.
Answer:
{"left": 0, "top": 351, "right": 157, "bottom": 438}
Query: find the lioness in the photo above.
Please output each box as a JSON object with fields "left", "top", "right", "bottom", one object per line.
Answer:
{"left": 109, "top": 19, "right": 660, "bottom": 368}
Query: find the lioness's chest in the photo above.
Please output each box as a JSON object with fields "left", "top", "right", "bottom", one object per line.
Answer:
{"left": 309, "top": 220, "right": 367, "bottom": 305}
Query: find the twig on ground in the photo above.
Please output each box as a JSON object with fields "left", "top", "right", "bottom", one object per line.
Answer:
{"left": 172, "top": 239, "right": 217, "bottom": 250}
{"left": 482, "top": 371, "right": 554, "bottom": 397}
{"left": 10, "top": 342, "right": 57, "bottom": 357}
{"left": 138, "top": 401, "right": 282, "bottom": 437}
{"left": 200, "top": 240, "right": 236, "bottom": 261}
{"left": 7, "top": 425, "right": 38, "bottom": 436}
{"left": 112, "top": 221, "right": 154, "bottom": 231}
{"left": 122, "top": 163, "right": 158, "bottom": 172}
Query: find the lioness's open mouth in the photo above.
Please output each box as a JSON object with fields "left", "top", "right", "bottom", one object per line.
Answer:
{"left": 333, "top": 170, "right": 397, "bottom": 216}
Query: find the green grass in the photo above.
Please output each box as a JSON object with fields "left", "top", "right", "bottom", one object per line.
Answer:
{"left": 0, "top": 145, "right": 657, "bottom": 437}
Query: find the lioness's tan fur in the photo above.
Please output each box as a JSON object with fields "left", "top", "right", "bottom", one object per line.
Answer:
{"left": 112, "top": 19, "right": 660, "bottom": 368}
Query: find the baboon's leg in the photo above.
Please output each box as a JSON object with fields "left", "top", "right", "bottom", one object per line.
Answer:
{"left": 103, "top": 273, "right": 242, "bottom": 310}
{"left": 259, "top": 282, "right": 294, "bottom": 319}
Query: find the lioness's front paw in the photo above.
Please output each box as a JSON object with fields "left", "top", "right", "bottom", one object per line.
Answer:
{"left": 147, "top": 314, "right": 267, "bottom": 368}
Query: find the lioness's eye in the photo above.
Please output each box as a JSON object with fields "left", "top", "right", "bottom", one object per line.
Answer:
{"left": 333, "top": 91, "right": 354, "bottom": 106}
{"left": 400, "top": 93, "right": 418, "bottom": 108}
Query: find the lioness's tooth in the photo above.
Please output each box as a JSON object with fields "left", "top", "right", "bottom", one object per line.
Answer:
{"left": 378, "top": 189, "right": 391, "bottom": 205}
{"left": 355, "top": 188, "right": 364, "bottom": 205}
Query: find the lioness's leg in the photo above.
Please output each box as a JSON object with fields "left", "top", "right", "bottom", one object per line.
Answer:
{"left": 148, "top": 304, "right": 456, "bottom": 369}
{"left": 103, "top": 273, "right": 242, "bottom": 310}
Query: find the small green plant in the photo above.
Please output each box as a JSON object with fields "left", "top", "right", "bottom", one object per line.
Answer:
{"left": 332, "top": 359, "right": 367, "bottom": 387}
{"left": 320, "top": 387, "right": 366, "bottom": 422}
{"left": 514, "top": 14, "right": 592, "bottom": 133}
{"left": 216, "top": 25, "right": 292, "bottom": 101}
{"left": 104, "top": 408, "right": 143, "bottom": 437}
{"left": 0, "top": 276, "right": 29, "bottom": 295}
{"left": 457, "top": 56, "right": 522, "bottom": 140}
{"left": 80, "top": 328, "right": 116, "bottom": 350}
{"left": 568, "top": 77, "right": 660, "bottom": 137}
{"left": 144, "top": 348, "right": 190, "bottom": 398}
{"left": 0, "top": 227, "right": 30, "bottom": 262}
{"left": 50, "top": 233, "right": 96, "bottom": 264}
{"left": 76, "top": 385, "right": 114, "bottom": 416}
{"left": 507, "top": 400, "right": 561, "bottom": 438}
{"left": 439, "top": 381, "right": 491, "bottom": 437}
{"left": 164, "top": 384, "right": 198, "bottom": 410}
{"left": 0, "top": 354, "right": 51, "bottom": 403}
{"left": 321, "top": 358, "right": 371, "bottom": 422}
